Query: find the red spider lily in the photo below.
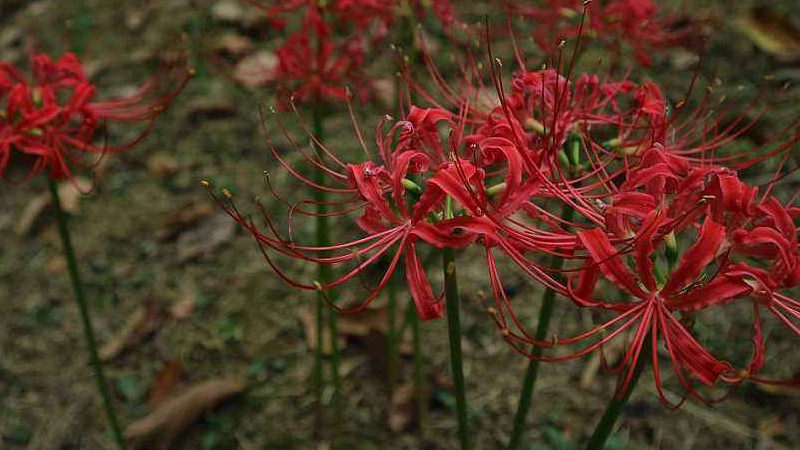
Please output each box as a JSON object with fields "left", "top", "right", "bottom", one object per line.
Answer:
{"left": 0, "top": 52, "right": 190, "bottom": 181}
{"left": 480, "top": 147, "right": 800, "bottom": 405}
{"left": 509, "top": 0, "right": 690, "bottom": 66}
{"left": 238, "top": 0, "right": 461, "bottom": 104}
{"left": 274, "top": 21, "right": 367, "bottom": 103}
{"left": 206, "top": 105, "right": 492, "bottom": 320}
{"left": 249, "top": 0, "right": 457, "bottom": 34}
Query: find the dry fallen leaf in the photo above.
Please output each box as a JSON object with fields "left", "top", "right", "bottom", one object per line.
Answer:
{"left": 149, "top": 361, "right": 184, "bottom": 409}
{"left": 737, "top": 6, "right": 800, "bottom": 61}
{"left": 211, "top": 0, "right": 245, "bottom": 23}
{"left": 579, "top": 338, "right": 626, "bottom": 390}
{"left": 372, "top": 77, "right": 396, "bottom": 110}
{"left": 176, "top": 213, "right": 237, "bottom": 262}
{"left": 99, "top": 300, "right": 164, "bottom": 362}
{"left": 125, "top": 378, "right": 246, "bottom": 450}
{"left": 214, "top": 33, "right": 253, "bottom": 60}
{"left": 155, "top": 202, "right": 214, "bottom": 242}
{"left": 147, "top": 153, "right": 179, "bottom": 178}
{"left": 169, "top": 281, "right": 198, "bottom": 320}
{"left": 233, "top": 50, "right": 278, "bottom": 89}
{"left": 15, "top": 194, "right": 51, "bottom": 237}
{"left": 388, "top": 382, "right": 416, "bottom": 433}
{"left": 297, "top": 307, "right": 335, "bottom": 356}
{"left": 14, "top": 177, "right": 92, "bottom": 236}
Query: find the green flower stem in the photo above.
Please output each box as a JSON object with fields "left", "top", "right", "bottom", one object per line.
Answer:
{"left": 189, "top": 1, "right": 209, "bottom": 78}
{"left": 69, "top": 1, "right": 92, "bottom": 56}
{"left": 310, "top": 109, "right": 326, "bottom": 414}
{"left": 442, "top": 246, "right": 471, "bottom": 450}
{"left": 586, "top": 341, "right": 649, "bottom": 450}
{"left": 311, "top": 104, "right": 343, "bottom": 436}
{"left": 506, "top": 206, "right": 575, "bottom": 450}
{"left": 407, "top": 300, "right": 427, "bottom": 433}
{"left": 387, "top": 276, "right": 399, "bottom": 395}
{"left": 48, "top": 178, "right": 127, "bottom": 450}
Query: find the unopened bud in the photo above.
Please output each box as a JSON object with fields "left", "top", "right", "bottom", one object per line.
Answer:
{"left": 665, "top": 232, "right": 678, "bottom": 271}
{"left": 401, "top": 178, "right": 423, "bottom": 195}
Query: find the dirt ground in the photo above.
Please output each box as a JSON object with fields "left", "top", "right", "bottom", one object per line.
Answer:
{"left": 2, "top": 0, "right": 800, "bottom": 449}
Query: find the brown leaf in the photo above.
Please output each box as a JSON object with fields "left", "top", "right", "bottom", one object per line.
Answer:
{"left": 14, "top": 178, "right": 91, "bottom": 236}
{"left": 15, "top": 193, "right": 51, "bottom": 237}
{"left": 57, "top": 178, "right": 92, "bottom": 214}
{"left": 169, "top": 281, "right": 198, "bottom": 320}
{"left": 99, "top": 300, "right": 164, "bottom": 362}
{"left": 149, "top": 361, "right": 184, "bottom": 409}
{"left": 338, "top": 307, "right": 389, "bottom": 337}
{"left": 214, "top": 33, "right": 253, "bottom": 60}
{"left": 372, "top": 77, "right": 396, "bottom": 111}
{"left": 147, "top": 153, "right": 178, "bottom": 178}
{"left": 388, "top": 382, "right": 416, "bottom": 433}
{"left": 233, "top": 50, "right": 277, "bottom": 89}
{"left": 176, "top": 213, "right": 237, "bottom": 263}
{"left": 125, "top": 378, "right": 246, "bottom": 450}
{"left": 297, "top": 307, "right": 334, "bottom": 356}
{"left": 737, "top": 7, "right": 800, "bottom": 61}
{"left": 45, "top": 255, "right": 66, "bottom": 275}
{"left": 211, "top": 0, "right": 245, "bottom": 24}
{"left": 579, "top": 338, "right": 625, "bottom": 390}
{"left": 155, "top": 202, "right": 214, "bottom": 242}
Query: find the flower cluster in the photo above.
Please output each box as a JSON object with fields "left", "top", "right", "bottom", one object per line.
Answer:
{"left": 208, "top": 0, "right": 800, "bottom": 407}
{"left": 240, "top": 0, "right": 459, "bottom": 104}
{"left": 0, "top": 53, "right": 190, "bottom": 181}
{"left": 509, "top": 0, "right": 689, "bottom": 66}
{"left": 210, "top": 47, "right": 800, "bottom": 404}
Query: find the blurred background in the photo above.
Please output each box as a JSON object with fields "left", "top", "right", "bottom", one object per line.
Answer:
{"left": 1, "top": 0, "right": 800, "bottom": 449}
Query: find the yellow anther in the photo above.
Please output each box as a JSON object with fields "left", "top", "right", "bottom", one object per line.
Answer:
{"left": 486, "top": 307, "right": 497, "bottom": 315}
{"left": 501, "top": 328, "right": 511, "bottom": 337}
{"left": 200, "top": 180, "right": 210, "bottom": 187}
{"left": 222, "top": 188, "right": 232, "bottom": 199}
{"left": 313, "top": 281, "right": 324, "bottom": 291}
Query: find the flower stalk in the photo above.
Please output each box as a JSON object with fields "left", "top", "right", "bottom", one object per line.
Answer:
{"left": 387, "top": 274, "right": 399, "bottom": 395}
{"left": 442, "top": 196, "right": 470, "bottom": 450}
{"left": 409, "top": 302, "right": 427, "bottom": 433}
{"left": 506, "top": 206, "right": 575, "bottom": 450}
{"left": 443, "top": 247, "right": 470, "bottom": 450}
{"left": 586, "top": 340, "right": 650, "bottom": 450}
{"left": 48, "top": 178, "right": 128, "bottom": 450}
{"left": 311, "top": 102, "right": 343, "bottom": 435}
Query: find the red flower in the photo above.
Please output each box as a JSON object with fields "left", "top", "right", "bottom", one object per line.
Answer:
{"left": 481, "top": 149, "right": 800, "bottom": 404}
{"left": 208, "top": 106, "right": 488, "bottom": 320}
{"left": 509, "top": 0, "right": 689, "bottom": 66}
{"left": 0, "top": 53, "right": 190, "bottom": 181}
{"left": 240, "top": 0, "right": 463, "bottom": 103}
